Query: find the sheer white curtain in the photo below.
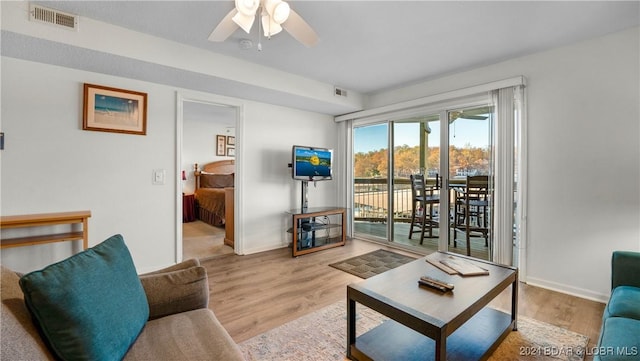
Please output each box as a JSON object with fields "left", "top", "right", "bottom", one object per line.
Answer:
{"left": 490, "top": 85, "right": 526, "bottom": 266}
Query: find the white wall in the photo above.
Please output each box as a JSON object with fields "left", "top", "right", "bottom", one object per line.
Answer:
{"left": 240, "top": 102, "right": 340, "bottom": 254}
{"left": 1, "top": 58, "right": 177, "bottom": 273}
{"left": 366, "top": 27, "right": 640, "bottom": 302}
{"left": 1, "top": 57, "right": 339, "bottom": 273}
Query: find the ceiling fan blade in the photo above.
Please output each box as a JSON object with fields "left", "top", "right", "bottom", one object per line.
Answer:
{"left": 282, "top": 9, "right": 318, "bottom": 47}
{"left": 460, "top": 115, "right": 488, "bottom": 120}
{"left": 208, "top": 8, "right": 239, "bottom": 42}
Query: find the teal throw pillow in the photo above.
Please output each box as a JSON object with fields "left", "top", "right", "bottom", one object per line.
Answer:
{"left": 19, "top": 234, "right": 149, "bottom": 361}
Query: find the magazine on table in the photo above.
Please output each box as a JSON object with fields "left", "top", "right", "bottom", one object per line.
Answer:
{"left": 439, "top": 256, "right": 489, "bottom": 276}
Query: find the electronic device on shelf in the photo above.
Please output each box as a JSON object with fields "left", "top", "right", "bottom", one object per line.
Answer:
{"left": 291, "top": 145, "right": 333, "bottom": 182}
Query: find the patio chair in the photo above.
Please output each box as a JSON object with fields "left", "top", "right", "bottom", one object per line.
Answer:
{"left": 453, "top": 175, "right": 490, "bottom": 256}
{"left": 409, "top": 174, "right": 440, "bottom": 242}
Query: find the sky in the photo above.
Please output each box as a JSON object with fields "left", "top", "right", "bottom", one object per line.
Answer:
{"left": 354, "top": 119, "right": 491, "bottom": 154}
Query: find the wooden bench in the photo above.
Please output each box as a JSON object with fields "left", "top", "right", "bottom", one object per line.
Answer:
{"left": 1, "top": 211, "right": 91, "bottom": 250}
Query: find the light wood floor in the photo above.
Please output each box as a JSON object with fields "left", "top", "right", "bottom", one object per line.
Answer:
{"left": 182, "top": 220, "right": 234, "bottom": 260}
{"left": 201, "top": 238, "right": 605, "bottom": 360}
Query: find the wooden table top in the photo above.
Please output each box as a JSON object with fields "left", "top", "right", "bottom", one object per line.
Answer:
{"left": 0, "top": 210, "right": 91, "bottom": 226}
{"left": 348, "top": 251, "right": 517, "bottom": 331}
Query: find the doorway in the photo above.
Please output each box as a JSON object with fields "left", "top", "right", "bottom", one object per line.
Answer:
{"left": 176, "top": 93, "right": 242, "bottom": 263}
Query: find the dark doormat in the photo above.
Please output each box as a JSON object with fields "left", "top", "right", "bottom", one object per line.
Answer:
{"left": 329, "top": 249, "right": 417, "bottom": 279}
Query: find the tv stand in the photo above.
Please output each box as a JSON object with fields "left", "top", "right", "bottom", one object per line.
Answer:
{"left": 300, "top": 180, "right": 309, "bottom": 211}
{"left": 286, "top": 207, "right": 346, "bottom": 257}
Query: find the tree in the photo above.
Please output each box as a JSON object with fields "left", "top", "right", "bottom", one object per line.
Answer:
{"left": 355, "top": 144, "right": 489, "bottom": 178}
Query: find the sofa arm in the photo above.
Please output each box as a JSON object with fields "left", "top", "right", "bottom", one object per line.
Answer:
{"left": 612, "top": 251, "right": 640, "bottom": 289}
{"left": 139, "top": 261, "right": 210, "bottom": 320}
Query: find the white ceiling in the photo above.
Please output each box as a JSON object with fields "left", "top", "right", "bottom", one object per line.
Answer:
{"left": 30, "top": 1, "right": 640, "bottom": 96}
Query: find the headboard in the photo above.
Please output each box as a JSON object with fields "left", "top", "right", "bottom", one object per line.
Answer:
{"left": 194, "top": 160, "right": 235, "bottom": 190}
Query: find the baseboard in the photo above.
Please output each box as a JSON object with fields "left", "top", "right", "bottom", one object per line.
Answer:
{"left": 525, "top": 276, "right": 609, "bottom": 304}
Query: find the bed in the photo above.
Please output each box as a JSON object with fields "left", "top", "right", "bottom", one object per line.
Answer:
{"left": 193, "top": 161, "right": 235, "bottom": 245}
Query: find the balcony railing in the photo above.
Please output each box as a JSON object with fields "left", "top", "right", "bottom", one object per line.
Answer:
{"left": 354, "top": 177, "right": 440, "bottom": 223}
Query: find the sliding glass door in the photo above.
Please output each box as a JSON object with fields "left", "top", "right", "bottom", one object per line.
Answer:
{"left": 350, "top": 90, "right": 522, "bottom": 266}
{"left": 447, "top": 106, "right": 494, "bottom": 260}
{"left": 352, "top": 118, "right": 442, "bottom": 248}
{"left": 351, "top": 107, "right": 497, "bottom": 260}
{"left": 391, "top": 116, "right": 441, "bottom": 249}
{"left": 353, "top": 123, "right": 389, "bottom": 241}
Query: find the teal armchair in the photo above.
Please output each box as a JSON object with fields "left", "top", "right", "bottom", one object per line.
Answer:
{"left": 594, "top": 251, "right": 640, "bottom": 361}
{"left": 611, "top": 251, "right": 640, "bottom": 289}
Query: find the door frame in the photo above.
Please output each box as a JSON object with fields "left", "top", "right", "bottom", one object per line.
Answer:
{"left": 175, "top": 91, "right": 244, "bottom": 263}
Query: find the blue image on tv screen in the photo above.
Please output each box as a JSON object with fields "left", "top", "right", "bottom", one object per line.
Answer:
{"left": 295, "top": 148, "right": 331, "bottom": 178}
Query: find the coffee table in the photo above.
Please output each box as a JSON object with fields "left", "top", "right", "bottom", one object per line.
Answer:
{"left": 347, "top": 251, "right": 518, "bottom": 361}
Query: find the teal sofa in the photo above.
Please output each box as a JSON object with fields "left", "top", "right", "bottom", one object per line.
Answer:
{"left": 594, "top": 251, "right": 640, "bottom": 361}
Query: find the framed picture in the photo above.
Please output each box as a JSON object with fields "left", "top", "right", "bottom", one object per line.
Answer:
{"left": 227, "top": 136, "right": 235, "bottom": 146}
{"left": 226, "top": 147, "right": 235, "bottom": 157}
{"left": 216, "top": 135, "right": 226, "bottom": 156}
{"left": 83, "top": 83, "right": 147, "bottom": 135}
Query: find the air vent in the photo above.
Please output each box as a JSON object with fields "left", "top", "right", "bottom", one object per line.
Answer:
{"left": 334, "top": 87, "right": 348, "bottom": 97}
{"left": 29, "top": 4, "right": 78, "bottom": 31}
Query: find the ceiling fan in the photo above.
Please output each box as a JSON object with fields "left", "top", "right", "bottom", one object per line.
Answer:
{"left": 449, "top": 109, "right": 489, "bottom": 122}
{"left": 208, "top": 0, "right": 318, "bottom": 48}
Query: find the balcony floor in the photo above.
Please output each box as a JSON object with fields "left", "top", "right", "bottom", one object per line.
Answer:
{"left": 354, "top": 221, "right": 491, "bottom": 260}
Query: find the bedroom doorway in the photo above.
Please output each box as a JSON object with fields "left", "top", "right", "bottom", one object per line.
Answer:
{"left": 177, "top": 93, "right": 242, "bottom": 263}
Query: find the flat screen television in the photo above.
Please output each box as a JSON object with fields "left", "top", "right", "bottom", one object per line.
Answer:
{"left": 292, "top": 145, "right": 333, "bottom": 181}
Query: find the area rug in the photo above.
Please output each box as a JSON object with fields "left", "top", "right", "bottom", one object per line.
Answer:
{"left": 238, "top": 301, "right": 589, "bottom": 361}
{"left": 328, "top": 249, "right": 417, "bottom": 278}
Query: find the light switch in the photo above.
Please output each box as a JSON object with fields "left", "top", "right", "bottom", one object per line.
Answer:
{"left": 152, "top": 169, "right": 165, "bottom": 185}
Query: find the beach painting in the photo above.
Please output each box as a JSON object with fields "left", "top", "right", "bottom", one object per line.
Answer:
{"left": 83, "top": 83, "right": 147, "bottom": 135}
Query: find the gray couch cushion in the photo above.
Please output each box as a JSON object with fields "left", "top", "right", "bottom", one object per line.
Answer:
{"left": 139, "top": 266, "right": 209, "bottom": 320}
{"left": 124, "top": 309, "right": 244, "bottom": 361}
{"left": 1, "top": 266, "right": 54, "bottom": 360}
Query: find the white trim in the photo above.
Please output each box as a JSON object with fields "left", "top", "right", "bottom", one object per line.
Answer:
{"left": 336, "top": 76, "right": 525, "bottom": 122}
{"left": 516, "top": 85, "right": 528, "bottom": 280}
{"left": 350, "top": 95, "right": 488, "bottom": 127}
{"left": 492, "top": 87, "right": 515, "bottom": 265}
{"left": 526, "top": 277, "right": 609, "bottom": 304}
{"left": 438, "top": 110, "right": 450, "bottom": 252}
{"left": 175, "top": 93, "right": 184, "bottom": 263}
{"left": 342, "top": 121, "right": 354, "bottom": 237}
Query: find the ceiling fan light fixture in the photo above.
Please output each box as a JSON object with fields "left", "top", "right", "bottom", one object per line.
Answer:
{"left": 236, "top": 0, "right": 259, "bottom": 16}
{"left": 262, "top": 0, "right": 289, "bottom": 37}
{"left": 233, "top": 0, "right": 259, "bottom": 33}
{"left": 232, "top": 12, "right": 256, "bottom": 33}
{"left": 261, "top": 11, "right": 283, "bottom": 36}
{"left": 264, "top": 0, "right": 290, "bottom": 23}
{"left": 208, "top": 0, "right": 318, "bottom": 47}
{"left": 261, "top": 20, "right": 282, "bottom": 37}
